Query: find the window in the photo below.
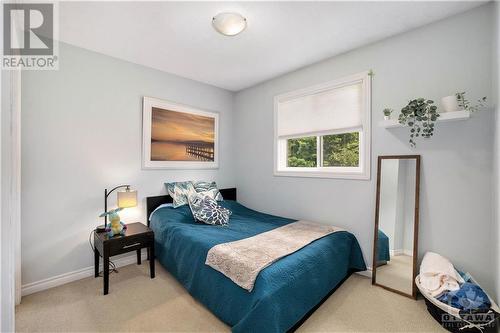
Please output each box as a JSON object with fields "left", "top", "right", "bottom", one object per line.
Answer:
{"left": 287, "top": 136, "right": 317, "bottom": 167}
{"left": 274, "top": 72, "right": 371, "bottom": 179}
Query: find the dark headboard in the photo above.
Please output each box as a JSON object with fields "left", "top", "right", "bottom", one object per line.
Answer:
{"left": 146, "top": 188, "right": 237, "bottom": 226}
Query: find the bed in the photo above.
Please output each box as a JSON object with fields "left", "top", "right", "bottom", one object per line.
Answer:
{"left": 147, "top": 188, "right": 366, "bottom": 333}
{"left": 376, "top": 229, "right": 390, "bottom": 266}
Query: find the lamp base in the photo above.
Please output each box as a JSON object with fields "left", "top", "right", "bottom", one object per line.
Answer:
{"left": 95, "top": 225, "right": 106, "bottom": 233}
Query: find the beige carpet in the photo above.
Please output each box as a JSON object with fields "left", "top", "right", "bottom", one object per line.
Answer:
{"left": 16, "top": 262, "right": 445, "bottom": 332}
{"left": 376, "top": 254, "right": 414, "bottom": 295}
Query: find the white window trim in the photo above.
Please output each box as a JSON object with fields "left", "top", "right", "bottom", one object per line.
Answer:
{"left": 273, "top": 71, "right": 371, "bottom": 180}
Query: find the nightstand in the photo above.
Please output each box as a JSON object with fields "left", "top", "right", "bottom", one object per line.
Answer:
{"left": 93, "top": 222, "right": 155, "bottom": 295}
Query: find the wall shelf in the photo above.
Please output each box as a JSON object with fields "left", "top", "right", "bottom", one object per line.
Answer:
{"left": 378, "top": 110, "right": 471, "bottom": 128}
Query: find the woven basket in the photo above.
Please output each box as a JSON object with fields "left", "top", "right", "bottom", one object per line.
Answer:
{"left": 415, "top": 275, "right": 499, "bottom": 333}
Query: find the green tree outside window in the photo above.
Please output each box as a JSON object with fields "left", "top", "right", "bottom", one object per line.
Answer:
{"left": 287, "top": 132, "right": 359, "bottom": 168}
{"left": 323, "top": 132, "right": 359, "bottom": 167}
{"left": 287, "top": 136, "right": 317, "bottom": 167}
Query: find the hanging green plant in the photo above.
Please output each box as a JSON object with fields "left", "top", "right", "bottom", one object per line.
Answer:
{"left": 398, "top": 98, "right": 440, "bottom": 147}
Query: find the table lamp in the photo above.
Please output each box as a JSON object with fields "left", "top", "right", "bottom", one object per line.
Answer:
{"left": 96, "top": 185, "right": 138, "bottom": 232}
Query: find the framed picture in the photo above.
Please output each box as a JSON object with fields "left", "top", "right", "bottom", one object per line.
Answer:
{"left": 142, "top": 97, "right": 219, "bottom": 169}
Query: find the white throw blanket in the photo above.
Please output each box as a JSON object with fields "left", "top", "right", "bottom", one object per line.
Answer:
{"left": 419, "top": 252, "right": 464, "bottom": 297}
{"left": 205, "top": 220, "right": 342, "bottom": 291}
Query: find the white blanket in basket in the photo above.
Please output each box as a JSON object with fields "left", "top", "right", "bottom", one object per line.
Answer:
{"left": 419, "top": 252, "right": 464, "bottom": 297}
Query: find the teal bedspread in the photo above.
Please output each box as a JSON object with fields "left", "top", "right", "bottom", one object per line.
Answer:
{"left": 150, "top": 201, "right": 366, "bottom": 333}
{"left": 377, "top": 229, "right": 390, "bottom": 263}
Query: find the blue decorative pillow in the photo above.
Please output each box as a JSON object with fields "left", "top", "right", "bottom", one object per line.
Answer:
{"left": 165, "top": 181, "right": 196, "bottom": 208}
{"left": 193, "top": 181, "right": 223, "bottom": 201}
{"left": 189, "top": 196, "right": 231, "bottom": 226}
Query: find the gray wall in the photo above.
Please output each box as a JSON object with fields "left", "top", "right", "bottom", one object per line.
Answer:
{"left": 234, "top": 5, "right": 496, "bottom": 294}
{"left": 402, "top": 160, "right": 416, "bottom": 255}
{"left": 380, "top": 159, "right": 414, "bottom": 255}
{"left": 379, "top": 159, "right": 398, "bottom": 251}
{"left": 21, "top": 42, "right": 235, "bottom": 285}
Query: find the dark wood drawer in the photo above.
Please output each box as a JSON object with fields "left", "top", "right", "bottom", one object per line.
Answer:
{"left": 106, "top": 232, "right": 153, "bottom": 256}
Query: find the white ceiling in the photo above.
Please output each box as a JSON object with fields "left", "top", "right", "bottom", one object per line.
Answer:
{"left": 58, "top": 1, "right": 486, "bottom": 91}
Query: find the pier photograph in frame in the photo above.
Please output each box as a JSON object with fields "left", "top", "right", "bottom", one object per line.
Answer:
{"left": 142, "top": 97, "right": 219, "bottom": 169}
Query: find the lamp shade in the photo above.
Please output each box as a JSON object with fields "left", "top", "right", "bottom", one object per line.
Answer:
{"left": 117, "top": 189, "right": 137, "bottom": 208}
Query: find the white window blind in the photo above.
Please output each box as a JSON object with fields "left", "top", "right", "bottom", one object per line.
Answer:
{"left": 277, "top": 81, "right": 363, "bottom": 137}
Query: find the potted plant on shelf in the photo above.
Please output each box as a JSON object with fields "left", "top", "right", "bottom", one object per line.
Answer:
{"left": 398, "top": 98, "right": 439, "bottom": 147}
{"left": 440, "top": 92, "right": 487, "bottom": 113}
{"left": 382, "top": 108, "right": 393, "bottom": 120}
{"left": 455, "top": 92, "right": 487, "bottom": 113}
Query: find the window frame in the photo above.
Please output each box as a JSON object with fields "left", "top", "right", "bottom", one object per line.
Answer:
{"left": 274, "top": 71, "right": 371, "bottom": 180}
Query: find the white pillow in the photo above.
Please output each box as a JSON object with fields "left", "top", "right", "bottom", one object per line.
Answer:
{"left": 149, "top": 203, "right": 173, "bottom": 221}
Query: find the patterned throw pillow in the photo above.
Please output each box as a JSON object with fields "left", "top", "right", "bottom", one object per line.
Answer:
{"left": 188, "top": 189, "right": 217, "bottom": 221}
{"left": 198, "top": 188, "right": 220, "bottom": 201}
{"left": 189, "top": 195, "right": 231, "bottom": 226}
{"left": 165, "top": 181, "right": 196, "bottom": 208}
{"left": 188, "top": 192, "right": 204, "bottom": 220}
{"left": 192, "top": 181, "right": 223, "bottom": 201}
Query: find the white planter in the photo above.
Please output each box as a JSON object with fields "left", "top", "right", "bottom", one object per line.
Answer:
{"left": 441, "top": 95, "right": 462, "bottom": 113}
{"left": 384, "top": 115, "right": 390, "bottom": 120}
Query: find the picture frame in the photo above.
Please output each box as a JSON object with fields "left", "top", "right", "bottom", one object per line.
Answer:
{"left": 142, "top": 96, "right": 219, "bottom": 169}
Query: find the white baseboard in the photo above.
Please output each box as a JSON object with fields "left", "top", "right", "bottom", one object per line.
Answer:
{"left": 21, "top": 253, "right": 147, "bottom": 297}
{"left": 390, "top": 249, "right": 403, "bottom": 256}
{"left": 355, "top": 267, "right": 372, "bottom": 278}
{"left": 390, "top": 249, "right": 412, "bottom": 256}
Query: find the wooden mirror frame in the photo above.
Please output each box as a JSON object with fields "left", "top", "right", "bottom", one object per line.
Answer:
{"left": 372, "top": 155, "right": 421, "bottom": 299}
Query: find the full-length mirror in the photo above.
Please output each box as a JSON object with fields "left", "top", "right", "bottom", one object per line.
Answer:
{"left": 372, "top": 155, "right": 420, "bottom": 299}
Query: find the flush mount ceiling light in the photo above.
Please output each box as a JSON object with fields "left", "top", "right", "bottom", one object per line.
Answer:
{"left": 212, "top": 12, "right": 247, "bottom": 36}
